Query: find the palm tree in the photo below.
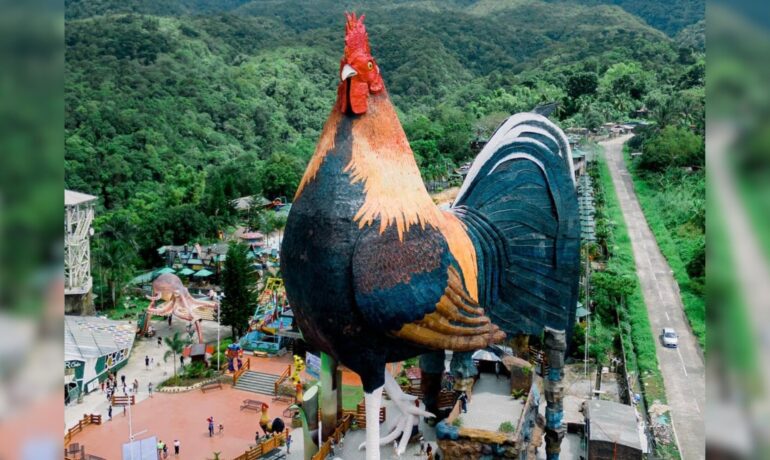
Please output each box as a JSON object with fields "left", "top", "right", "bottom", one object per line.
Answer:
{"left": 163, "top": 332, "right": 187, "bottom": 378}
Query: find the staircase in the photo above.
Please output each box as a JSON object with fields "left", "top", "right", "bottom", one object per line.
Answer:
{"left": 233, "top": 370, "right": 280, "bottom": 396}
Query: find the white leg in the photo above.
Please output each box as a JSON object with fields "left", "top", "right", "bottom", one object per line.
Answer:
{"left": 363, "top": 386, "right": 383, "bottom": 460}
{"left": 383, "top": 372, "right": 434, "bottom": 455}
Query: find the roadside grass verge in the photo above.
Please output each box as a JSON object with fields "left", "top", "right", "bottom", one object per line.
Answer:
{"left": 708, "top": 186, "right": 759, "bottom": 388}
{"left": 624, "top": 149, "right": 706, "bottom": 349}
{"left": 597, "top": 150, "right": 679, "bottom": 458}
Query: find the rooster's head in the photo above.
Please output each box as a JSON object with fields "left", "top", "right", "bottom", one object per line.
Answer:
{"left": 337, "top": 13, "right": 384, "bottom": 115}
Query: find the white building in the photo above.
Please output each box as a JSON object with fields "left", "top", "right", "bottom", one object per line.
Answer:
{"left": 65, "top": 190, "right": 97, "bottom": 314}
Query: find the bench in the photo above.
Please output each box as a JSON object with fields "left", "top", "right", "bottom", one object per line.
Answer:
{"left": 200, "top": 381, "right": 223, "bottom": 393}
{"left": 240, "top": 399, "right": 264, "bottom": 411}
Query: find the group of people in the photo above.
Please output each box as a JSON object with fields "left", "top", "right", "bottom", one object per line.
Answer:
{"left": 207, "top": 416, "right": 224, "bottom": 437}
{"left": 254, "top": 429, "right": 292, "bottom": 453}
{"left": 155, "top": 439, "right": 181, "bottom": 458}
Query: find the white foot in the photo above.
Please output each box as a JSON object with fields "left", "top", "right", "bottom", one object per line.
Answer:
{"left": 359, "top": 371, "right": 435, "bottom": 456}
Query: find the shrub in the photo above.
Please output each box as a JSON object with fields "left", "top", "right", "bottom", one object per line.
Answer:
{"left": 639, "top": 126, "right": 704, "bottom": 172}
{"left": 498, "top": 421, "right": 516, "bottom": 433}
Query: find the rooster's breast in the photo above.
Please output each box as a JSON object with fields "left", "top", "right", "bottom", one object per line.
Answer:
{"left": 280, "top": 116, "right": 369, "bottom": 357}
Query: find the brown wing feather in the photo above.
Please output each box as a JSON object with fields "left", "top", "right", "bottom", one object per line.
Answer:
{"left": 392, "top": 266, "right": 505, "bottom": 351}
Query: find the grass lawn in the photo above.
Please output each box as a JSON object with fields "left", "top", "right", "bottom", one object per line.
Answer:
{"left": 624, "top": 149, "right": 705, "bottom": 349}
{"left": 597, "top": 151, "right": 679, "bottom": 458}
{"left": 342, "top": 384, "right": 364, "bottom": 410}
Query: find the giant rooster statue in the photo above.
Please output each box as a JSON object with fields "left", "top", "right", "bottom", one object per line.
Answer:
{"left": 281, "top": 13, "right": 580, "bottom": 460}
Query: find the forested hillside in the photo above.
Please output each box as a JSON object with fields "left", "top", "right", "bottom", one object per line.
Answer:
{"left": 64, "top": 0, "right": 704, "bottom": 281}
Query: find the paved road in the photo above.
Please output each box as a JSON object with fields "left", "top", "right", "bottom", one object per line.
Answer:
{"left": 601, "top": 135, "right": 705, "bottom": 459}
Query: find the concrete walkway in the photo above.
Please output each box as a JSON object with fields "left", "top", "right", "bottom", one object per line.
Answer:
{"left": 600, "top": 135, "right": 705, "bottom": 459}
{"left": 65, "top": 315, "right": 231, "bottom": 430}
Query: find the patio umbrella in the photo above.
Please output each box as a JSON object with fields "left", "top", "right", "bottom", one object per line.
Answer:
{"left": 193, "top": 268, "right": 214, "bottom": 278}
{"left": 154, "top": 267, "right": 175, "bottom": 275}
{"left": 178, "top": 267, "right": 195, "bottom": 276}
{"left": 472, "top": 348, "right": 502, "bottom": 362}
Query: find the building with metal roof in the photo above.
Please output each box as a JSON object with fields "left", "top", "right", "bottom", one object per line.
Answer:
{"left": 65, "top": 315, "right": 135, "bottom": 402}
{"left": 584, "top": 399, "right": 645, "bottom": 459}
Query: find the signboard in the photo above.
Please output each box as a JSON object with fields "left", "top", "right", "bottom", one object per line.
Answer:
{"left": 305, "top": 352, "right": 321, "bottom": 380}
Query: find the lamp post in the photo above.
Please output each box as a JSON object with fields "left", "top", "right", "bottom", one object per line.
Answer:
{"left": 216, "top": 292, "right": 221, "bottom": 372}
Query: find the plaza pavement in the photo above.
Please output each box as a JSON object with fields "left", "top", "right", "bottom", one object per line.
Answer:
{"left": 601, "top": 135, "right": 705, "bottom": 459}
{"left": 65, "top": 315, "right": 231, "bottom": 430}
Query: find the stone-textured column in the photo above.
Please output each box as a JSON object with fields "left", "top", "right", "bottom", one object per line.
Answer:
{"left": 320, "top": 352, "right": 339, "bottom": 440}
{"left": 419, "top": 351, "right": 445, "bottom": 419}
{"left": 543, "top": 327, "right": 566, "bottom": 460}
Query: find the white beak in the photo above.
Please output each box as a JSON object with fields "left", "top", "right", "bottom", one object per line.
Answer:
{"left": 341, "top": 64, "right": 357, "bottom": 81}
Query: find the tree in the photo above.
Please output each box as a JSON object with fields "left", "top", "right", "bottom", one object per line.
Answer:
{"left": 163, "top": 332, "right": 187, "bottom": 378}
{"left": 261, "top": 152, "right": 304, "bottom": 199}
{"left": 566, "top": 71, "right": 598, "bottom": 99}
{"left": 221, "top": 242, "right": 256, "bottom": 338}
{"left": 639, "top": 125, "right": 704, "bottom": 172}
{"left": 92, "top": 212, "right": 138, "bottom": 309}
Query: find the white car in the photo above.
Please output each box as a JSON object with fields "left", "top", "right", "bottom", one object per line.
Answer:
{"left": 661, "top": 328, "right": 678, "bottom": 348}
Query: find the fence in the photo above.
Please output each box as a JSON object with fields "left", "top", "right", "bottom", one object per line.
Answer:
{"left": 273, "top": 364, "right": 292, "bottom": 398}
{"left": 355, "top": 400, "right": 386, "bottom": 429}
{"left": 311, "top": 413, "right": 354, "bottom": 460}
{"left": 64, "top": 414, "right": 102, "bottom": 447}
{"left": 231, "top": 432, "right": 285, "bottom": 460}
{"left": 233, "top": 357, "right": 251, "bottom": 385}
{"left": 110, "top": 394, "right": 135, "bottom": 406}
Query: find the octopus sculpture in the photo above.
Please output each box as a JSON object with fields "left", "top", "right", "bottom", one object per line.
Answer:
{"left": 146, "top": 273, "right": 218, "bottom": 343}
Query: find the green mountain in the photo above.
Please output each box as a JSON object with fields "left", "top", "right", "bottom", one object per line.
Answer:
{"left": 65, "top": 0, "right": 702, "bottom": 267}
{"left": 543, "top": 0, "right": 704, "bottom": 36}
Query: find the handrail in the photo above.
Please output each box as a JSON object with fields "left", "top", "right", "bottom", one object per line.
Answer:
{"left": 231, "top": 432, "right": 285, "bottom": 460}
{"left": 233, "top": 358, "right": 251, "bottom": 385}
{"left": 273, "top": 364, "right": 292, "bottom": 397}
{"left": 64, "top": 414, "right": 102, "bottom": 447}
{"left": 311, "top": 413, "right": 354, "bottom": 460}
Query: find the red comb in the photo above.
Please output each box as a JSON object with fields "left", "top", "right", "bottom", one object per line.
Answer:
{"left": 344, "top": 12, "right": 370, "bottom": 59}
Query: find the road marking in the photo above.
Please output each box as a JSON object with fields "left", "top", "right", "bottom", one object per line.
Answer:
{"left": 693, "top": 397, "right": 701, "bottom": 414}
{"left": 677, "top": 347, "right": 688, "bottom": 377}
{"left": 665, "top": 311, "right": 670, "bottom": 321}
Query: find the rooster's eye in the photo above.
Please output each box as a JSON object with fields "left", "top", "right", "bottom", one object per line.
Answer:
{"left": 367, "top": 61, "right": 374, "bottom": 71}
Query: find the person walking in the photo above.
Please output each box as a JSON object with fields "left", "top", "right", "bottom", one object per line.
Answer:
{"left": 162, "top": 440, "right": 168, "bottom": 459}
{"left": 426, "top": 444, "right": 433, "bottom": 460}
{"left": 173, "top": 439, "right": 180, "bottom": 456}
{"left": 121, "top": 374, "right": 126, "bottom": 387}
{"left": 148, "top": 382, "right": 154, "bottom": 397}
{"left": 156, "top": 440, "right": 163, "bottom": 459}
{"left": 419, "top": 436, "right": 425, "bottom": 455}
{"left": 285, "top": 432, "right": 292, "bottom": 454}
{"left": 157, "top": 337, "right": 162, "bottom": 348}
{"left": 107, "top": 404, "right": 112, "bottom": 421}
{"left": 168, "top": 315, "right": 172, "bottom": 326}
{"left": 208, "top": 417, "right": 214, "bottom": 437}
{"left": 179, "top": 355, "right": 184, "bottom": 369}
{"left": 133, "top": 379, "right": 139, "bottom": 393}
{"left": 459, "top": 392, "right": 468, "bottom": 413}
{"left": 145, "top": 355, "right": 150, "bottom": 370}
{"left": 255, "top": 431, "right": 261, "bottom": 446}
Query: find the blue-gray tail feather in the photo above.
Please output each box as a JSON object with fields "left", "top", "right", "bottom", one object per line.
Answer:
{"left": 453, "top": 113, "right": 581, "bottom": 338}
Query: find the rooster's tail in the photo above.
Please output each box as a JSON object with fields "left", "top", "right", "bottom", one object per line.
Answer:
{"left": 452, "top": 113, "right": 581, "bottom": 339}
